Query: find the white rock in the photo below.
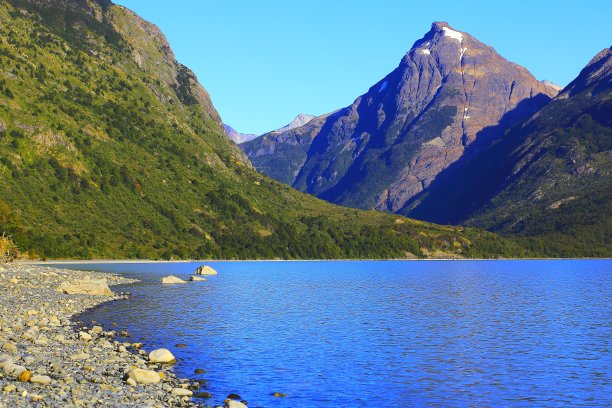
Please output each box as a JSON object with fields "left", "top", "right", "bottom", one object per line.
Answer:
{"left": 126, "top": 368, "right": 161, "bottom": 384}
{"left": 79, "top": 331, "right": 92, "bottom": 341}
{"left": 195, "top": 265, "right": 217, "bottom": 275}
{"left": 160, "top": 275, "right": 187, "bottom": 284}
{"left": 30, "top": 374, "right": 51, "bottom": 385}
{"left": 189, "top": 276, "right": 206, "bottom": 282}
{"left": 1, "top": 342, "right": 17, "bottom": 354}
{"left": 225, "top": 400, "right": 248, "bottom": 408}
{"left": 69, "top": 352, "right": 90, "bottom": 361}
{"left": 126, "top": 377, "right": 137, "bottom": 386}
{"left": 3, "top": 361, "right": 27, "bottom": 378}
{"left": 148, "top": 348, "right": 176, "bottom": 364}
{"left": 57, "top": 279, "right": 113, "bottom": 296}
{"left": 171, "top": 388, "right": 193, "bottom": 397}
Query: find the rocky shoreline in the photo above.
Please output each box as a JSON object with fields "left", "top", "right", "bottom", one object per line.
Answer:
{"left": 0, "top": 263, "right": 240, "bottom": 407}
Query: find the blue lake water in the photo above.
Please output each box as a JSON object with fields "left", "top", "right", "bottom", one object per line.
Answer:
{"left": 53, "top": 260, "right": 611, "bottom": 407}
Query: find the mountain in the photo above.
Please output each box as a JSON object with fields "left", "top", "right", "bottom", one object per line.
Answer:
{"left": 223, "top": 124, "right": 258, "bottom": 144}
{"left": 241, "top": 22, "right": 558, "bottom": 212}
{"left": 403, "top": 47, "right": 612, "bottom": 256}
{"left": 0, "top": 0, "right": 524, "bottom": 259}
{"left": 270, "top": 113, "right": 317, "bottom": 133}
{"left": 223, "top": 113, "right": 316, "bottom": 144}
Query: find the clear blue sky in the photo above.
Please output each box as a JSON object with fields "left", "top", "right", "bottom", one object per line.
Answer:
{"left": 115, "top": 0, "right": 611, "bottom": 135}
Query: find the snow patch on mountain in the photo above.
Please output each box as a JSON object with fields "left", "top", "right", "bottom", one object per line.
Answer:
{"left": 442, "top": 27, "right": 463, "bottom": 42}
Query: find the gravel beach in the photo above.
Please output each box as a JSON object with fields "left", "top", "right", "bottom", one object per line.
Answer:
{"left": 0, "top": 262, "right": 220, "bottom": 407}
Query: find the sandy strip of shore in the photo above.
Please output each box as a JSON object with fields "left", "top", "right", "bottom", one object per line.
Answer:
{"left": 0, "top": 263, "right": 214, "bottom": 407}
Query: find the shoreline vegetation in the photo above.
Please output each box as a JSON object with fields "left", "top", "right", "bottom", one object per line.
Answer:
{"left": 0, "top": 262, "right": 243, "bottom": 408}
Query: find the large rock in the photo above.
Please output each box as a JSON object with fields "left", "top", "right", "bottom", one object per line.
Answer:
{"left": 160, "top": 275, "right": 187, "bottom": 284}
{"left": 195, "top": 265, "right": 217, "bottom": 275}
{"left": 3, "top": 360, "right": 28, "bottom": 379}
{"left": 57, "top": 279, "right": 113, "bottom": 296}
{"left": 171, "top": 388, "right": 193, "bottom": 397}
{"left": 125, "top": 368, "right": 161, "bottom": 384}
{"left": 225, "top": 399, "right": 248, "bottom": 408}
{"left": 189, "top": 275, "right": 207, "bottom": 282}
{"left": 30, "top": 374, "right": 52, "bottom": 385}
{"left": 148, "top": 348, "right": 176, "bottom": 364}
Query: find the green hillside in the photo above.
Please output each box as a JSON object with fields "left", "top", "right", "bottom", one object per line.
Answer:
{"left": 0, "top": 0, "right": 532, "bottom": 260}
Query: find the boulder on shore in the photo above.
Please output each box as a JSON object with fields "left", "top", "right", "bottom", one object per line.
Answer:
{"left": 125, "top": 368, "right": 161, "bottom": 384}
{"left": 189, "top": 276, "right": 207, "bottom": 282}
{"left": 225, "top": 399, "right": 248, "bottom": 408}
{"left": 57, "top": 279, "right": 113, "bottom": 296}
{"left": 160, "top": 275, "right": 187, "bottom": 284}
{"left": 148, "top": 348, "right": 176, "bottom": 364}
{"left": 195, "top": 265, "right": 217, "bottom": 275}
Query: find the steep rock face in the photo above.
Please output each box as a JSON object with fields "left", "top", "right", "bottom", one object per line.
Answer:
{"left": 404, "top": 48, "right": 611, "bottom": 256}
{"left": 242, "top": 22, "right": 558, "bottom": 211}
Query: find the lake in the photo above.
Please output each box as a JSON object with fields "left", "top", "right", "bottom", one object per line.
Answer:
{"left": 53, "top": 260, "right": 611, "bottom": 407}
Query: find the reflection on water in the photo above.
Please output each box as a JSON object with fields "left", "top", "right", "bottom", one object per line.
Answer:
{"left": 60, "top": 260, "right": 611, "bottom": 407}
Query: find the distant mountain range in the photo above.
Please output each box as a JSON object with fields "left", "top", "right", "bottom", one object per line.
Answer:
{"left": 240, "top": 23, "right": 611, "bottom": 255}
{"left": 223, "top": 124, "right": 258, "bottom": 144}
{"left": 224, "top": 113, "right": 316, "bottom": 144}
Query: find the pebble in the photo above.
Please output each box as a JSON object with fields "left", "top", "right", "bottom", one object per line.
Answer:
{"left": 79, "top": 331, "right": 92, "bottom": 341}
{"left": 3, "top": 384, "right": 16, "bottom": 393}
{"left": 69, "top": 352, "right": 90, "bottom": 361}
{"left": 172, "top": 388, "right": 194, "bottom": 397}
{"left": 126, "top": 368, "right": 161, "bottom": 384}
{"left": 30, "top": 374, "right": 51, "bottom": 385}
{"left": 1, "top": 342, "right": 17, "bottom": 354}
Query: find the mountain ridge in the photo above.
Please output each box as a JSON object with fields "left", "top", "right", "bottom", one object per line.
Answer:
{"left": 403, "top": 47, "right": 611, "bottom": 256}
{"left": 242, "top": 22, "right": 558, "bottom": 213}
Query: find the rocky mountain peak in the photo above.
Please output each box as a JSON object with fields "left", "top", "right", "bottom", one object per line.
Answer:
{"left": 242, "top": 22, "right": 559, "bottom": 214}
{"left": 429, "top": 21, "right": 463, "bottom": 38}
{"left": 272, "top": 113, "right": 316, "bottom": 133}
